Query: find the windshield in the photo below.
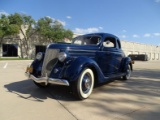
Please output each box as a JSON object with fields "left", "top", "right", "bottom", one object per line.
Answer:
{"left": 72, "top": 35, "right": 101, "bottom": 45}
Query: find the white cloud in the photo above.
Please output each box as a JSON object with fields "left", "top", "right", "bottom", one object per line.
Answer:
{"left": 74, "top": 27, "right": 100, "bottom": 34}
{"left": 20, "top": 11, "right": 27, "bottom": 14}
{"left": 46, "top": 16, "right": 66, "bottom": 26}
{"left": 133, "top": 34, "right": 140, "bottom": 38}
{"left": 46, "top": 16, "right": 55, "bottom": 20}
{"left": 57, "top": 19, "right": 66, "bottom": 26}
{"left": 99, "top": 26, "right": 103, "bottom": 30}
{"left": 153, "top": 33, "right": 160, "bottom": 36}
{"left": 122, "top": 30, "right": 127, "bottom": 33}
{"left": 66, "top": 16, "right": 72, "bottom": 19}
{"left": 120, "top": 35, "right": 127, "bottom": 39}
{"left": 155, "top": 0, "right": 160, "bottom": 3}
{"left": 144, "top": 33, "right": 151, "bottom": 37}
{"left": 0, "top": 10, "right": 9, "bottom": 16}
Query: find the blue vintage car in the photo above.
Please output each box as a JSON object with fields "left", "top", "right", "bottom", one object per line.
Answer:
{"left": 25, "top": 33, "right": 133, "bottom": 99}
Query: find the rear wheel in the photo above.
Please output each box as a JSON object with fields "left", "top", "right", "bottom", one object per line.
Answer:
{"left": 123, "top": 64, "right": 131, "bottom": 80}
{"left": 72, "top": 68, "right": 94, "bottom": 100}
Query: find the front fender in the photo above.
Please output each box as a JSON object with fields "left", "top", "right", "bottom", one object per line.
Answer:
{"left": 30, "top": 59, "right": 43, "bottom": 77}
{"left": 63, "top": 56, "right": 103, "bottom": 82}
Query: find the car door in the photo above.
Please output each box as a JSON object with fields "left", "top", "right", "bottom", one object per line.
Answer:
{"left": 114, "top": 39, "right": 125, "bottom": 73}
{"left": 96, "top": 37, "right": 120, "bottom": 76}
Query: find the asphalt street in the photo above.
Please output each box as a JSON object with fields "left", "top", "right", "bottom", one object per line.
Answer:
{"left": 0, "top": 60, "right": 160, "bottom": 120}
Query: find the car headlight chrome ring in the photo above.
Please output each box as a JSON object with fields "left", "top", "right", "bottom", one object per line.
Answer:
{"left": 36, "top": 52, "right": 43, "bottom": 61}
{"left": 58, "top": 52, "right": 67, "bottom": 62}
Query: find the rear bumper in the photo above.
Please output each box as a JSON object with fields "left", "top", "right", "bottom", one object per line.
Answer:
{"left": 25, "top": 72, "right": 69, "bottom": 86}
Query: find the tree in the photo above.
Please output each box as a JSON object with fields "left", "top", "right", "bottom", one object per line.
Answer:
{"left": 0, "top": 13, "right": 35, "bottom": 58}
{"left": 0, "top": 13, "right": 73, "bottom": 58}
{"left": 64, "top": 29, "right": 73, "bottom": 40}
{"left": 0, "top": 14, "right": 19, "bottom": 57}
{"left": 8, "top": 13, "right": 35, "bottom": 58}
{"left": 0, "top": 14, "right": 20, "bottom": 41}
{"left": 36, "top": 17, "right": 73, "bottom": 43}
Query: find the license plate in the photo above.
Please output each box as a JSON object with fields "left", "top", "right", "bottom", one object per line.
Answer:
{"left": 26, "top": 67, "right": 33, "bottom": 73}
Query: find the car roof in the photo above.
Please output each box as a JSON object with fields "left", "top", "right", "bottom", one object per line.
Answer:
{"left": 82, "top": 33, "right": 119, "bottom": 40}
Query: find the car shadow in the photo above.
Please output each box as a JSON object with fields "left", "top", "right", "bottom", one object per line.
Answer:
{"left": 4, "top": 79, "right": 115, "bottom": 102}
{"left": 4, "top": 69, "right": 160, "bottom": 103}
{"left": 4, "top": 79, "right": 78, "bottom": 102}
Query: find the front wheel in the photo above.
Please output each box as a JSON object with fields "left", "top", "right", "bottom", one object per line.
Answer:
{"left": 72, "top": 68, "right": 94, "bottom": 100}
{"left": 123, "top": 64, "right": 131, "bottom": 80}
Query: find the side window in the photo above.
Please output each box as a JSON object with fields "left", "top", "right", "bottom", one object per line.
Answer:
{"left": 84, "top": 36, "right": 101, "bottom": 45}
{"left": 103, "top": 37, "right": 116, "bottom": 48}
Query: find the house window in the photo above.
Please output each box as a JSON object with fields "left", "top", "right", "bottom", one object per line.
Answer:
{"left": 35, "top": 45, "right": 46, "bottom": 55}
{"left": 2, "top": 44, "right": 18, "bottom": 57}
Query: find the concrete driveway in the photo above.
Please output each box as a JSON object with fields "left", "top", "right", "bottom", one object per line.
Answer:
{"left": 0, "top": 60, "right": 160, "bottom": 120}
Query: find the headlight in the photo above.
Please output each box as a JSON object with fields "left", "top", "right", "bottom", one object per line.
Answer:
{"left": 58, "top": 52, "right": 67, "bottom": 62}
{"left": 36, "top": 52, "right": 43, "bottom": 61}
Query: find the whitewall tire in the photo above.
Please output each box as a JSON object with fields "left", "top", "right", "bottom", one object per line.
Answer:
{"left": 123, "top": 64, "right": 131, "bottom": 80}
{"left": 72, "top": 68, "right": 94, "bottom": 100}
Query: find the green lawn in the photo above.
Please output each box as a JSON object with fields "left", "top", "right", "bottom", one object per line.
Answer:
{"left": 0, "top": 58, "right": 33, "bottom": 60}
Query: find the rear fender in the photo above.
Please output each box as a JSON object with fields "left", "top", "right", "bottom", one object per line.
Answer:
{"left": 122, "top": 57, "right": 133, "bottom": 72}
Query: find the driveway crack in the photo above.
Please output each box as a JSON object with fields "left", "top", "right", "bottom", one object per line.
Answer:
{"left": 46, "top": 89, "right": 78, "bottom": 120}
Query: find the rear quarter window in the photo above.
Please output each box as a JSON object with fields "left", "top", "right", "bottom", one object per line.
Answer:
{"left": 103, "top": 37, "right": 116, "bottom": 48}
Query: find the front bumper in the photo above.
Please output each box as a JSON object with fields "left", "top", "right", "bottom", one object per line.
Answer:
{"left": 25, "top": 72, "right": 69, "bottom": 86}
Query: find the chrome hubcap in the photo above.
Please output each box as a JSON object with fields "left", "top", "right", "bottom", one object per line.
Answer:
{"left": 82, "top": 73, "right": 91, "bottom": 93}
{"left": 84, "top": 78, "right": 90, "bottom": 89}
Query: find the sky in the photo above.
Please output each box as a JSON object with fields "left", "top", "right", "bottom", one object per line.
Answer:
{"left": 0, "top": 0, "right": 160, "bottom": 45}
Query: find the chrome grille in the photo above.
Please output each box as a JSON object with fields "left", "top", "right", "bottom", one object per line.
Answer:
{"left": 41, "top": 49, "right": 59, "bottom": 77}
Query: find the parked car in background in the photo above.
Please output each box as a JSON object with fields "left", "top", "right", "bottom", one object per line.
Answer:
{"left": 25, "top": 33, "right": 134, "bottom": 100}
{"left": 128, "top": 54, "right": 149, "bottom": 61}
